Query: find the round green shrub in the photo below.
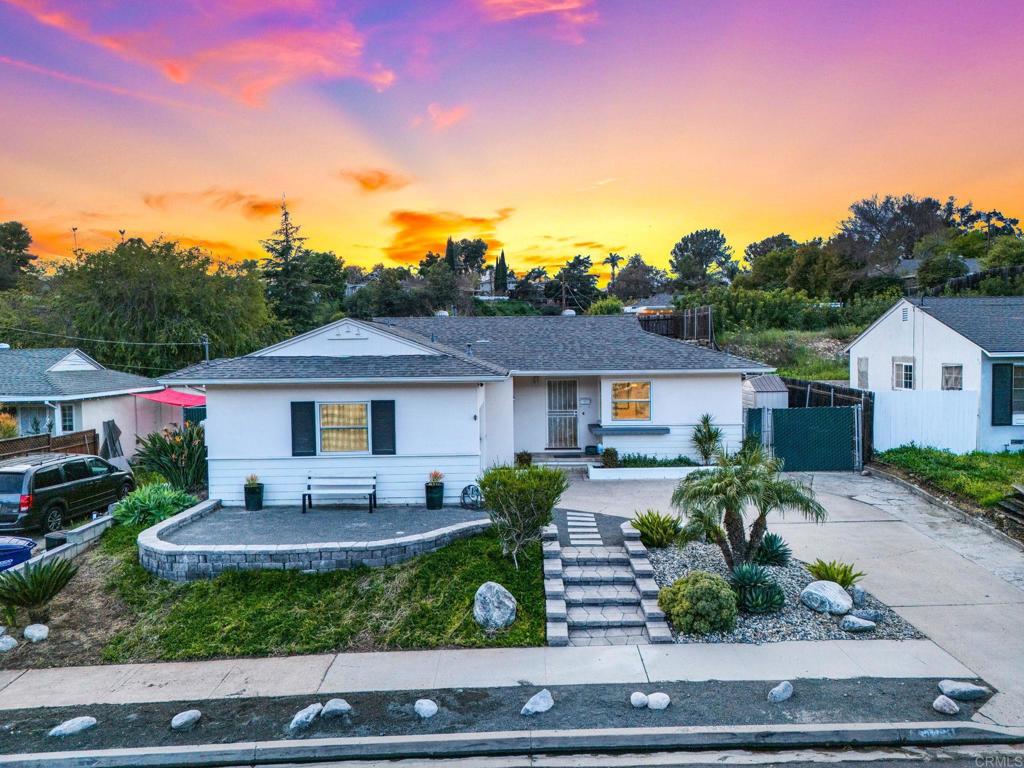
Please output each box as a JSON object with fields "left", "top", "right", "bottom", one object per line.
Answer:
{"left": 657, "top": 570, "right": 737, "bottom": 635}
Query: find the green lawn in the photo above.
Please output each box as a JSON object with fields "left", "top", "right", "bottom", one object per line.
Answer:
{"left": 718, "top": 327, "right": 857, "bottom": 381}
{"left": 99, "top": 524, "right": 545, "bottom": 663}
{"left": 877, "top": 445, "right": 1024, "bottom": 507}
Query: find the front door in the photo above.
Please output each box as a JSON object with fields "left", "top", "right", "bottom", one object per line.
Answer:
{"left": 546, "top": 379, "right": 579, "bottom": 449}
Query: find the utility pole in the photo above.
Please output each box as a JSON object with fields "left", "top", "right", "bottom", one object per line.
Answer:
{"left": 561, "top": 281, "right": 566, "bottom": 311}
{"left": 200, "top": 334, "right": 209, "bottom": 364}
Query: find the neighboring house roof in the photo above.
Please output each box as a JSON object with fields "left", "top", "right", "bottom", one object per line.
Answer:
{"left": 624, "top": 292, "right": 675, "bottom": 309}
{"left": 163, "top": 354, "right": 506, "bottom": 383}
{"left": 907, "top": 296, "right": 1024, "bottom": 354}
{"left": 0, "top": 348, "right": 160, "bottom": 401}
{"left": 895, "top": 257, "right": 983, "bottom": 278}
{"left": 374, "top": 315, "right": 769, "bottom": 373}
{"left": 744, "top": 373, "right": 788, "bottom": 392}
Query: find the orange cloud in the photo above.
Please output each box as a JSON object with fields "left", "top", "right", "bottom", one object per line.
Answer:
{"left": 143, "top": 187, "right": 281, "bottom": 220}
{"left": 384, "top": 207, "right": 514, "bottom": 264}
{"left": 339, "top": 168, "right": 412, "bottom": 193}
{"left": 477, "top": 0, "right": 597, "bottom": 42}
{"left": 416, "top": 102, "right": 470, "bottom": 131}
{"left": 3, "top": 1, "right": 394, "bottom": 106}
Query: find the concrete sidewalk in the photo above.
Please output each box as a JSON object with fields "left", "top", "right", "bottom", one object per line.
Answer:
{"left": 0, "top": 639, "right": 974, "bottom": 712}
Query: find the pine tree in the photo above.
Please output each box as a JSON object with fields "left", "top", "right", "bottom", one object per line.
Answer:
{"left": 444, "top": 236, "right": 459, "bottom": 272}
{"left": 261, "top": 201, "right": 316, "bottom": 331}
{"left": 494, "top": 249, "right": 508, "bottom": 293}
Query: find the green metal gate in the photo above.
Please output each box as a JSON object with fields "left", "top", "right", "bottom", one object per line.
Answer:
{"left": 771, "top": 406, "right": 858, "bottom": 471}
{"left": 183, "top": 406, "right": 206, "bottom": 425}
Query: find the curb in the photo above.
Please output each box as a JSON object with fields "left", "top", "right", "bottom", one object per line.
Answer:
{"left": 865, "top": 465, "right": 1024, "bottom": 554}
{"left": 2, "top": 721, "right": 1021, "bottom": 768}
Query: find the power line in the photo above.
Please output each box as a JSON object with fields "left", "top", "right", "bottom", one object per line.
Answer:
{"left": 0, "top": 325, "right": 205, "bottom": 347}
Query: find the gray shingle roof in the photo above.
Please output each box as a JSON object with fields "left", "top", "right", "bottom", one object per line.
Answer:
{"left": 909, "top": 296, "right": 1024, "bottom": 353}
{"left": 162, "top": 354, "right": 506, "bottom": 382}
{"left": 745, "top": 373, "right": 788, "bottom": 392}
{"left": 0, "top": 348, "right": 159, "bottom": 398}
{"left": 374, "top": 315, "right": 769, "bottom": 372}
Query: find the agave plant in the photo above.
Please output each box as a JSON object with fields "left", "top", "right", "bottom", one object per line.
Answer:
{"left": 753, "top": 532, "right": 792, "bottom": 567}
{"left": 0, "top": 558, "right": 79, "bottom": 623}
{"left": 741, "top": 583, "right": 786, "bottom": 614}
{"left": 631, "top": 509, "right": 683, "bottom": 548}
{"left": 672, "top": 446, "right": 826, "bottom": 569}
{"left": 730, "top": 562, "right": 771, "bottom": 590}
{"left": 690, "top": 414, "right": 723, "bottom": 465}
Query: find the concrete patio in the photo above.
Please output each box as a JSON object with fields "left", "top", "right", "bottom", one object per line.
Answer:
{"left": 559, "top": 471, "right": 1024, "bottom": 728}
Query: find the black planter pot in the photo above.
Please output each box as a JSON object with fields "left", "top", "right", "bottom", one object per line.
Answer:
{"left": 425, "top": 483, "right": 444, "bottom": 510}
{"left": 244, "top": 484, "right": 264, "bottom": 511}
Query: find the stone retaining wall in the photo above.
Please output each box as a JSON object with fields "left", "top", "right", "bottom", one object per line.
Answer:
{"left": 137, "top": 500, "right": 491, "bottom": 582}
{"left": 9, "top": 514, "right": 113, "bottom": 574}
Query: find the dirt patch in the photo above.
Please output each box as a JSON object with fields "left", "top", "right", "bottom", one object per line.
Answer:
{"left": 0, "top": 678, "right": 992, "bottom": 755}
{"left": 0, "top": 544, "right": 130, "bottom": 670}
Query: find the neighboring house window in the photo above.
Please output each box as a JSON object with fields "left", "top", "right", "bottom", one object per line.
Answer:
{"left": 892, "top": 358, "right": 914, "bottom": 390}
{"left": 60, "top": 404, "right": 74, "bottom": 433}
{"left": 941, "top": 365, "right": 963, "bottom": 391}
{"left": 1014, "top": 366, "right": 1024, "bottom": 425}
{"left": 611, "top": 381, "right": 651, "bottom": 420}
{"left": 318, "top": 402, "right": 369, "bottom": 453}
{"left": 857, "top": 357, "right": 868, "bottom": 389}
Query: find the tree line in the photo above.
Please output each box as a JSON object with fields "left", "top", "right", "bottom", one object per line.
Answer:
{"left": 0, "top": 192, "right": 1020, "bottom": 374}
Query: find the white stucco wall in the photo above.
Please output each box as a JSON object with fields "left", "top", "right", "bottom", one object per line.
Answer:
{"left": 204, "top": 382, "right": 483, "bottom": 506}
{"left": 512, "top": 376, "right": 601, "bottom": 453}
{"left": 77, "top": 395, "right": 176, "bottom": 457}
{"left": 598, "top": 373, "right": 744, "bottom": 459}
{"left": 481, "top": 378, "right": 514, "bottom": 468}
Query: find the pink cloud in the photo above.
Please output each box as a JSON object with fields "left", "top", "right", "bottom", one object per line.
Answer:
{"left": 416, "top": 102, "right": 470, "bottom": 131}
{"left": 477, "top": 0, "right": 597, "bottom": 42}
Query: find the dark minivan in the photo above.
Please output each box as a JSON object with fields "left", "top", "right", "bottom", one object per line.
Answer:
{"left": 0, "top": 453, "right": 134, "bottom": 533}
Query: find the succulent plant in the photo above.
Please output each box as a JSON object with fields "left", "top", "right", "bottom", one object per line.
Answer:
{"left": 753, "top": 532, "right": 792, "bottom": 567}
{"left": 730, "top": 562, "right": 771, "bottom": 590}
{"left": 740, "top": 583, "right": 786, "bottom": 614}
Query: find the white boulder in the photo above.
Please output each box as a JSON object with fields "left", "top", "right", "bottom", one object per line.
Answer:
{"left": 0, "top": 636, "right": 16, "bottom": 652}
{"left": 646, "top": 692, "right": 671, "bottom": 710}
{"left": 322, "top": 698, "right": 353, "bottom": 718}
{"left": 768, "top": 681, "right": 793, "bottom": 703}
{"left": 414, "top": 699, "right": 439, "bottom": 719}
{"left": 938, "top": 680, "right": 990, "bottom": 701}
{"left": 288, "top": 703, "right": 323, "bottom": 733}
{"left": 839, "top": 615, "right": 876, "bottom": 633}
{"left": 932, "top": 695, "right": 960, "bottom": 715}
{"left": 800, "top": 581, "right": 853, "bottom": 614}
{"left": 521, "top": 689, "right": 554, "bottom": 715}
{"left": 24, "top": 624, "right": 49, "bottom": 643}
{"left": 630, "top": 691, "right": 649, "bottom": 708}
{"left": 49, "top": 716, "right": 97, "bottom": 737}
{"left": 473, "top": 582, "right": 518, "bottom": 631}
{"left": 171, "top": 709, "right": 201, "bottom": 731}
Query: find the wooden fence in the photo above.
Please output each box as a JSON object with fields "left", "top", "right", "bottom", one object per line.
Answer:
{"left": 929, "top": 263, "right": 1024, "bottom": 295}
{"left": 638, "top": 306, "right": 716, "bottom": 346}
{"left": 779, "top": 377, "right": 875, "bottom": 463}
{"left": 0, "top": 429, "right": 99, "bottom": 461}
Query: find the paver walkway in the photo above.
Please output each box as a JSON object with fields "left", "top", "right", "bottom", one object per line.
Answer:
{"left": 0, "top": 640, "right": 976, "bottom": 711}
{"left": 560, "top": 472, "right": 1024, "bottom": 728}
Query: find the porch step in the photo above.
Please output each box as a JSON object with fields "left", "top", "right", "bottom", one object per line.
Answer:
{"left": 564, "top": 583, "right": 641, "bottom": 606}
{"left": 561, "top": 564, "right": 635, "bottom": 585}
{"left": 567, "top": 605, "right": 646, "bottom": 628}
{"left": 559, "top": 546, "right": 629, "bottom": 566}
{"left": 568, "top": 627, "right": 649, "bottom": 646}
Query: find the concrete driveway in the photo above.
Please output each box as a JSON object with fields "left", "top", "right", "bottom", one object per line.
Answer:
{"left": 561, "top": 472, "right": 1024, "bottom": 727}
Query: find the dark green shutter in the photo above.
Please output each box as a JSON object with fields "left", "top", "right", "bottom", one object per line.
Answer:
{"left": 992, "top": 364, "right": 1013, "bottom": 426}
{"left": 291, "top": 401, "right": 317, "bottom": 456}
{"left": 371, "top": 400, "right": 396, "bottom": 455}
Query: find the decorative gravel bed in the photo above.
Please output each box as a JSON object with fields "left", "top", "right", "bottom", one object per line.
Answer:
{"left": 648, "top": 543, "right": 923, "bottom": 644}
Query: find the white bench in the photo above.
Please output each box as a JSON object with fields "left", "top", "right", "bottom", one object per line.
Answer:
{"left": 302, "top": 473, "right": 377, "bottom": 514}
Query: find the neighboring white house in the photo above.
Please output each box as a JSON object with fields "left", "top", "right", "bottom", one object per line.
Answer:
{"left": 846, "top": 296, "right": 1024, "bottom": 454}
{"left": 161, "top": 315, "right": 770, "bottom": 506}
{"left": 0, "top": 347, "right": 196, "bottom": 457}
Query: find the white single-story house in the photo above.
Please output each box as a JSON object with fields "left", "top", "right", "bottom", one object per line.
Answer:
{"left": 846, "top": 296, "right": 1024, "bottom": 454}
{"left": 0, "top": 347, "right": 199, "bottom": 457}
{"left": 161, "top": 315, "right": 770, "bottom": 506}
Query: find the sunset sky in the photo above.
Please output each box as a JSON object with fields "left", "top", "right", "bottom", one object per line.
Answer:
{"left": 2, "top": 0, "right": 1023, "bottom": 280}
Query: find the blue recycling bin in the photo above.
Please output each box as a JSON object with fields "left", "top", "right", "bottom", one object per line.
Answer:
{"left": 0, "top": 537, "right": 36, "bottom": 571}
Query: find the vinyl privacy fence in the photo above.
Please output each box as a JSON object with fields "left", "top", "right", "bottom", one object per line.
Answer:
{"left": 872, "top": 390, "right": 979, "bottom": 454}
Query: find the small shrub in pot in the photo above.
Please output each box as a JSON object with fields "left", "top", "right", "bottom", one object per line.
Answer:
{"left": 244, "top": 474, "right": 264, "bottom": 511}
{"left": 425, "top": 470, "right": 445, "bottom": 510}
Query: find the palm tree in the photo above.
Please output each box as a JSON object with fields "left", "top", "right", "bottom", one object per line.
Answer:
{"left": 603, "top": 252, "right": 623, "bottom": 283}
{"left": 671, "top": 446, "right": 826, "bottom": 569}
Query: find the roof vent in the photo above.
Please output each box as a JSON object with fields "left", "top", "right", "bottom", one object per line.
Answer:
{"left": 465, "top": 343, "right": 474, "bottom": 356}
{"left": 561, "top": 309, "right": 576, "bottom": 316}
{"left": 435, "top": 310, "right": 449, "bottom": 317}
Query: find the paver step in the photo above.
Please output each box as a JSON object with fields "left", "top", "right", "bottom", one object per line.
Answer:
{"left": 561, "top": 564, "right": 635, "bottom": 585}
{"left": 567, "top": 627, "right": 650, "bottom": 647}
{"left": 559, "top": 546, "right": 629, "bottom": 565}
{"left": 567, "top": 605, "right": 647, "bottom": 628}
{"left": 564, "top": 584, "right": 641, "bottom": 606}
{"left": 547, "top": 621, "right": 569, "bottom": 647}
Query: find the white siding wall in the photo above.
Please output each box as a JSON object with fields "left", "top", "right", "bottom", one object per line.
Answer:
{"left": 979, "top": 356, "right": 1024, "bottom": 452}
{"left": 254, "top": 319, "right": 437, "bottom": 357}
{"left": 599, "top": 373, "right": 744, "bottom": 459}
{"left": 205, "top": 382, "right": 482, "bottom": 506}
{"left": 873, "top": 391, "right": 980, "bottom": 453}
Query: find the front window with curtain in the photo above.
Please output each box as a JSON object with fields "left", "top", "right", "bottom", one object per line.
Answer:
{"left": 611, "top": 381, "right": 651, "bottom": 420}
{"left": 318, "top": 402, "right": 369, "bottom": 453}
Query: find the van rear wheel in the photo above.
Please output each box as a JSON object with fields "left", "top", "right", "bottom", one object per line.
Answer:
{"left": 43, "top": 506, "right": 64, "bottom": 533}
